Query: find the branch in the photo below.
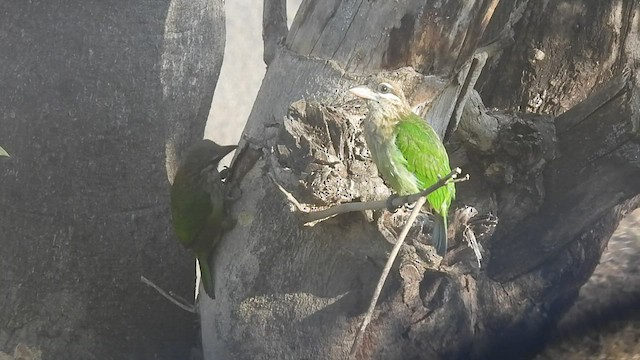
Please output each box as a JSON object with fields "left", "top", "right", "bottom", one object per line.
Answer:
{"left": 140, "top": 275, "right": 196, "bottom": 314}
{"left": 271, "top": 168, "right": 465, "bottom": 225}
{"left": 473, "top": 0, "right": 527, "bottom": 58}
{"left": 269, "top": 167, "right": 468, "bottom": 356}
{"left": 263, "top": 0, "right": 288, "bottom": 66}
{"left": 226, "top": 142, "right": 262, "bottom": 190}
{"left": 453, "top": 0, "right": 500, "bottom": 72}
{"left": 350, "top": 196, "right": 428, "bottom": 358}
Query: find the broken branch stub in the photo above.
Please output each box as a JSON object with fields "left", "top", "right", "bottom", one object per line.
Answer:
{"left": 273, "top": 98, "right": 388, "bottom": 207}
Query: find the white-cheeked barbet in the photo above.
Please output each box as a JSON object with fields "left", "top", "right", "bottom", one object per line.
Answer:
{"left": 170, "top": 139, "right": 236, "bottom": 298}
{"left": 350, "top": 80, "right": 455, "bottom": 256}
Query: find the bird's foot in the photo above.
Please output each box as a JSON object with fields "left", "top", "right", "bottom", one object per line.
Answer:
{"left": 219, "top": 166, "right": 231, "bottom": 180}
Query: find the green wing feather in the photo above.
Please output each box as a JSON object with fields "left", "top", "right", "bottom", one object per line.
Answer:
{"left": 394, "top": 114, "right": 455, "bottom": 215}
{"left": 170, "top": 170, "right": 213, "bottom": 249}
{"left": 171, "top": 169, "right": 220, "bottom": 298}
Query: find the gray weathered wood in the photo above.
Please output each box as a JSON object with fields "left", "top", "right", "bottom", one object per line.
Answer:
{"left": 489, "top": 70, "right": 640, "bottom": 281}
{"left": 201, "top": 1, "right": 640, "bottom": 359}
{"left": 0, "top": 1, "right": 225, "bottom": 358}
{"left": 263, "top": 0, "right": 288, "bottom": 66}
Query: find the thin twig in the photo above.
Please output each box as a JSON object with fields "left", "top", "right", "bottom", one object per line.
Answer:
{"left": 304, "top": 200, "right": 384, "bottom": 225}
{"left": 271, "top": 168, "right": 464, "bottom": 226}
{"left": 349, "top": 196, "right": 428, "bottom": 357}
{"left": 387, "top": 168, "right": 462, "bottom": 209}
{"left": 140, "top": 275, "right": 196, "bottom": 313}
{"left": 169, "top": 290, "right": 193, "bottom": 306}
{"left": 268, "top": 173, "right": 308, "bottom": 213}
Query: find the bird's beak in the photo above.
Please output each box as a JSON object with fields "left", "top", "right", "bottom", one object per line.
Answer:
{"left": 349, "top": 86, "right": 378, "bottom": 101}
{"left": 221, "top": 145, "right": 237, "bottom": 158}
{"left": 212, "top": 144, "right": 237, "bottom": 165}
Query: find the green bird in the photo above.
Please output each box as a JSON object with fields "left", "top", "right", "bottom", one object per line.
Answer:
{"left": 350, "top": 79, "right": 455, "bottom": 256}
{"left": 170, "top": 139, "right": 237, "bottom": 298}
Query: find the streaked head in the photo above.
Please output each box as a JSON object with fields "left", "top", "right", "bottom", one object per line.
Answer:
{"left": 349, "top": 80, "right": 412, "bottom": 120}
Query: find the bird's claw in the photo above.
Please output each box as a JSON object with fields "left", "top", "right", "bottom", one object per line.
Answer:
{"left": 219, "top": 167, "right": 231, "bottom": 180}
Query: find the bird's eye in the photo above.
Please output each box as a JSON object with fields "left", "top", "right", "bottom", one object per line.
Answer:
{"left": 379, "top": 84, "right": 389, "bottom": 93}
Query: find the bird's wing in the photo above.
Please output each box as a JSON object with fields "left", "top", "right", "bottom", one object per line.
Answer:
{"left": 170, "top": 171, "right": 213, "bottom": 247}
{"left": 394, "top": 115, "right": 455, "bottom": 212}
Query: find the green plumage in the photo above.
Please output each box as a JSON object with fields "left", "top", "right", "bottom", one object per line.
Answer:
{"left": 350, "top": 79, "right": 455, "bottom": 255}
{"left": 395, "top": 115, "right": 455, "bottom": 216}
{"left": 170, "top": 140, "right": 236, "bottom": 298}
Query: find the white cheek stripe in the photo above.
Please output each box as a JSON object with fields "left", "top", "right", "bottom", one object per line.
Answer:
{"left": 379, "top": 93, "right": 401, "bottom": 102}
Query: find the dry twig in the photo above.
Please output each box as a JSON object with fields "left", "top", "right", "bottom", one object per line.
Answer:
{"left": 349, "top": 196, "right": 427, "bottom": 357}
{"left": 271, "top": 168, "right": 465, "bottom": 225}
{"left": 140, "top": 275, "right": 196, "bottom": 313}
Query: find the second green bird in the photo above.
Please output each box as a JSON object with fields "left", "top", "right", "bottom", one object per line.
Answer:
{"left": 171, "top": 139, "right": 237, "bottom": 299}
{"left": 350, "top": 79, "right": 455, "bottom": 256}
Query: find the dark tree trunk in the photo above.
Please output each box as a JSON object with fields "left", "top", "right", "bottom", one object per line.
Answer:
{"left": 0, "top": 1, "right": 225, "bottom": 359}
{"left": 200, "top": 0, "right": 639, "bottom": 359}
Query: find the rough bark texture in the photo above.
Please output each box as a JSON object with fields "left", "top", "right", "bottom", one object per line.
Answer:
{"left": 535, "top": 207, "right": 640, "bottom": 360}
{"left": 263, "top": 0, "right": 288, "bottom": 66}
{"left": 202, "top": 1, "right": 640, "bottom": 359}
{"left": 0, "top": 1, "right": 225, "bottom": 359}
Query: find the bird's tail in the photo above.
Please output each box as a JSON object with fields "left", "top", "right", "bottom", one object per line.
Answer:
{"left": 432, "top": 213, "right": 448, "bottom": 256}
{"left": 197, "top": 254, "right": 216, "bottom": 299}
